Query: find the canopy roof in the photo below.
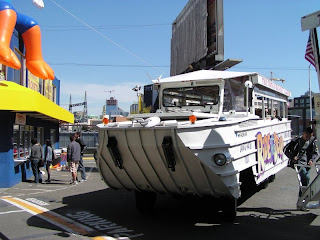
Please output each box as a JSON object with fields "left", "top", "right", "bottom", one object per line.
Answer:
{"left": 0, "top": 81, "right": 74, "bottom": 123}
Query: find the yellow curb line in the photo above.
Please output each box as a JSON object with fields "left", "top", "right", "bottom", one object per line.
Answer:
{"left": 0, "top": 196, "right": 115, "bottom": 240}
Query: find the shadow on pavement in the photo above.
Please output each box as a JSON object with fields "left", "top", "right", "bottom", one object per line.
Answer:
{"left": 25, "top": 188, "right": 319, "bottom": 240}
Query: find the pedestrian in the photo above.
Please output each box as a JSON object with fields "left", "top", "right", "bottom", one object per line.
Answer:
{"left": 60, "top": 149, "right": 67, "bottom": 170}
{"left": 75, "top": 131, "right": 87, "bottom": 182}
{"left": 44, "top": 139, "right": 53, "bottom": 183}
{"left": 67, "top": 135, "right": 81, "bottom": 185}
{"left": 29, "top": 138, "right": 43, "bottom": 184}
{"left": 284, "top": 127, "right": 319, "bottom": 210}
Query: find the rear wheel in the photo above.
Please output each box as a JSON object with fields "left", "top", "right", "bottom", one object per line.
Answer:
{"left": 269, "top": 174, "right": 276, "bottom": 182}
{"left": 135, "top": 190, "right": 157, "bottom": 214}
{"left": 221, "top": 197, "right": 237, "bottom": 222}
{"left": 258, "top": 179, "right": 269, "bottom": 190}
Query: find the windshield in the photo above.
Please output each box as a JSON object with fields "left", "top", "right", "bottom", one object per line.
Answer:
{"left": 162, "top": 85, "right": 219, "bottom": 107}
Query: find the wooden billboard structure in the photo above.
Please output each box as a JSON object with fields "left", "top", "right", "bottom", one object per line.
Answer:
{"left": 170, "top": 0, "right": 224, "bottom": 76}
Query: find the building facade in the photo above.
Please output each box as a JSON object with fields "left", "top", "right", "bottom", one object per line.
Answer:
{"left": 288, "top": 92, "right": 315, "bottom": 136}
{"left": 0, "top": 29, "right": 73, "bottom": 188}
{"left": 143, "top": 84, "right": 159, "bottom": 112}
{"left": 106, "top": 97, "right": 118, "bottom": 116}
{"left": 106, "top": 97, "right": 128, "bottom": 117}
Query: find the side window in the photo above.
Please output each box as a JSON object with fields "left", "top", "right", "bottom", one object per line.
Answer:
{"left": 13, "top": 48, "right": 23, "bottom": 85}
{"left": 223, "top": 79, "right": 245, "bottom": 112}
{"left": 0, "top": 64, "right": 6, "bottom": 80}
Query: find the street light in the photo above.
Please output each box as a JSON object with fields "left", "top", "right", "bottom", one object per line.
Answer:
{"left": 270, "top": 72, "right": 285, "bottom": 83}
{"left": 132, "top": 85, "right": 141, "bottom": 114}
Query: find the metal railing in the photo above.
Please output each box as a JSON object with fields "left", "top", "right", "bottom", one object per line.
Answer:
{"left": 59, "top": 131, "right": 98, "bottom": 153}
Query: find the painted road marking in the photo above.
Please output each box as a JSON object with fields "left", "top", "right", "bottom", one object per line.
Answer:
{"left": 0, "top": 197, "right": 143, "bottom": 239}
{"left": 66, "top": 211, "right": 143, "bottom": 239}
{"left": 26, "top": 198, "right": 49, "bottom": 206}
{"left": 1, "top": 196, "right": 91, "bottom": 236}
{"left": 0, "top": 210, "right": 25, "bottom": 215}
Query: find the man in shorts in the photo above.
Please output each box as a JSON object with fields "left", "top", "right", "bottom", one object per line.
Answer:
{"left": 67, "top": 135, "right": 81, "bottom": 185}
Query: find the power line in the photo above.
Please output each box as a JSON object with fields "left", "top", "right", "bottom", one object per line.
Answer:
{"left": 41, "top": 23, "right": 171, "bottom": 31}
{"left": 48, "top": 62, "right": 169, "bottom": 68}
{"left": 48, "top": 0, "right": 166, "bottom": 75}
{"left": 232, "top": 66, "right": 314, "bottom": 71}
{"left": 48, "top": 61, "right": 310, "bottom": 71}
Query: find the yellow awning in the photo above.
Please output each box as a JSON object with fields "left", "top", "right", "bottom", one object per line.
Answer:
{"left": 0, "top": 80, "right": 74, "bottom": 123}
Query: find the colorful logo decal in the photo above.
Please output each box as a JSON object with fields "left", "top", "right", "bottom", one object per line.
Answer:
{"left": 256, "top": 132, "right": 284, "bottom": 177}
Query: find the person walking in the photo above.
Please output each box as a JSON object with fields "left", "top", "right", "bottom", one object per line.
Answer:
{"left": 44, "top": 139, "right": 53, "bottom": 183}
{"left": 75, "top": 131, "right": 87, "bottom": 182}
{"left": 29, "top": 138, "right": 43, "bottom": 184}
{"left": 284, "top": 127, "right": 319, "bottom": 210}
{"left": 67, "top": 135, "right": 81, "bottom": 185}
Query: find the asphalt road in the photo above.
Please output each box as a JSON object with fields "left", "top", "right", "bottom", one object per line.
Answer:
{"left": 0, "top": 159, "right": 319, "bottom": 240}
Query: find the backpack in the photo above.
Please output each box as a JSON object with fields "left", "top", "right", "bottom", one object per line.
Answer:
{"left": 284, "top": 136, "right": 316, "bottom": 169}
{"left": 284, "top": 140, "right": 296, "bottom": 168}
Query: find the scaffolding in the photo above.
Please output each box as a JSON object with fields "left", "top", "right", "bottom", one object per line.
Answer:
{"left": 69, "top": 91, "right": 88, "bottom": 123}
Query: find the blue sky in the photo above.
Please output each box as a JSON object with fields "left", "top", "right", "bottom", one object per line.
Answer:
{"left": 12, "top": 0, "right": 320, "bottom": 116}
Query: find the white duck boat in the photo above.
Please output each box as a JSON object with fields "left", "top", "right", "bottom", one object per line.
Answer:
{"left": 96, "top": 70, "right": 292, "bottom": 221}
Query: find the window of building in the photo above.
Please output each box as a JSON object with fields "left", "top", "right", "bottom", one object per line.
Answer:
{"left": 52, "top": 84, "right": 56, "bottom": 103}
{"left": 50, "top": 129, "right": 56, "bottom": 149}
{"left": 0, "top": 63, "right": 6, "bottom": 80}
{"left": 13, "top": 48, "right": 23, "bottom": 85}
{"left": 39, "top": 79, "right": 44, "bottom": 95}
{"left": 13, "top": 125, "right": 33, "bottom": 159}
{"left": 37, "top": 127, "right": 44, "bottom": 146}
{"left": 300, "top": 99, "right": 305, "bottom": 104}
{"left": 13, "top": 125, "right": 20, "bottom": 159}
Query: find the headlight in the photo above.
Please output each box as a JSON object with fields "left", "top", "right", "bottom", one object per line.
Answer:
{"left": 213, "top": 154, "right": 227, "bottom": 166}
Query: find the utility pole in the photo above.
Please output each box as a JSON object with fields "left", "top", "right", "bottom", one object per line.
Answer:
{"left": 132, "top": 85, "right": 141, "bottom": 114}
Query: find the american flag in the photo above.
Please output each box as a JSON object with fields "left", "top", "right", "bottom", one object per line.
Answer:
{"left": 305, "top": 32, "right": 316, "bottom": 68}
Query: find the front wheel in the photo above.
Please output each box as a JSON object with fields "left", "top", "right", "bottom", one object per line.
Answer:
{"left": 135, "top": 190, "right": 157, "bottom": 214}
{"left": 221, "top": 197, "right": 237, "bottom": 222}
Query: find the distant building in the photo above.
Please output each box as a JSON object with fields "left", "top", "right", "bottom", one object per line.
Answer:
{"left": 144, "top": 84, "right": 159, "bottom": 112}
{"left": 130, "top": 103, "right": 138, "bottom": 114}
{"left": 106, "top": 97, "right": 129, "bottom": 117}
{"left": 106, "top": 97, "right": 118, "bottom": 116}
{"left": 110, "top": 109, "right": 129, "bottom": 117}
{"left": 288, "top": 91, "right": 315, "bottom": 136}
{"left": 88, "top": 114, "right": 99, "bottom": 119}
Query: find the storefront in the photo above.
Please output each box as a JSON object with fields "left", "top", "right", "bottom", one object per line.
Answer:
{"left": 0, "top": 30, "right": 73, "bottom": 188}
{"left": 0, "top": 81, "right": 73, "bottom": 187}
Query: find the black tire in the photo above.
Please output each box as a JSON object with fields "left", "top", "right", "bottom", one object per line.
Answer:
{"left": 269, "top": 174, "right": 276, "bottom": 182}
{"left": 258, "top": 179, "right": 269, "bottom": 190}
{"left": 135, "top": 190, "right": 157, "bottom": 214}
{"left": 221, "top": 197, "right": 237, "bottom": 222}
{"left": 93, "top": 150, "right": 98, "bottom": 161}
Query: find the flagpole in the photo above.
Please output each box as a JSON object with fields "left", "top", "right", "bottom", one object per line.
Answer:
{"left": 309, "top": 64, "right": 312, "bottom": 122}
{"left": 310, "top": 29, "right": 320, "bottom": 91}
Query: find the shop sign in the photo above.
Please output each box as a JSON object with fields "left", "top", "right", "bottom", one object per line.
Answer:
{"left": 28, "top": 71, "right": 39, "bottom": 92}
{"left": 314, "top": 93, "right": 320, "bottom": 117}
{"left": 15, "top": 113, "right": 26, "bottom": 125}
